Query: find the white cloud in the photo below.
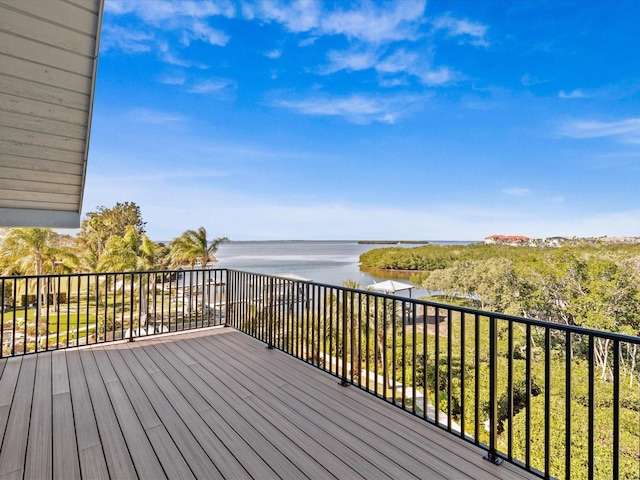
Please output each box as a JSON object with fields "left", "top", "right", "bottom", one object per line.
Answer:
{"left": 322, "top": 47, "right": 455, "bottom": 86}
{"left": 323, "top": 49, "right": 379, "bottom": 74}
{"left": 157, "top": 41, "right": 193, "bottom": 67}
{"left": 265, "top": 49, "right": 283, "bottom": 59}
{"left": 248, "top": 0, "right": 425, "bottom": 44}
{"left": 103, "top": 0, "right": 234, "bottom": 62}
{"left": 189, "top": 78, "right": 236, "bottom": 94}
{"left": 417, "top": 66, "right": 455, "bottom": 86}
{"left": 100, "top": 25, "right": 154, "bottom": 53}
{"left": 558, "top": 118, "right": 640, "bottom": 144}
{"left": 247, "top": 0, "right": 322, "bottom": 32}
{"left": 272, "top": 93, "right": 428, "bottom": 124}
{"left": 558, "top": 89, "right": 586, "bottom": 99}
{"left": 502, "top": 187, "right": 530, "bottom": 196}
{"left": 432, "top": 13, "right": 489, "bottom": 47}
{"left": 180, "top": 20, "right": 229, "bottom": 47}
{"left": 158, "top": 73, "right": 187, "bottom": 85}
{"left": 125, "top": 108, "right": 186, "bottom": 124}
{"left": 376, "top": 49, "right": 418, "bottom": 74}
{"left": 105, "top": 0, "right": 235, "bottom": 23}
{"left": 298, "top": 37, "right": 318, "bottom": 47}
{"left": 320, "top": 1, "right": 426, "bottom": 44}
{"left": 520, "top": 73, "right": 548, "bottom": 87}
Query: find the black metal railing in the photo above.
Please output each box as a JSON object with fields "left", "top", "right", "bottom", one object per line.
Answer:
{"left": 0, "top": 268, "right": 226, "bottom": 356}
{"left": 1, "top": 268, "right": 638, "bottom": 478}
{"left": 226, "top": 270, "right": 640, "bottom": 480}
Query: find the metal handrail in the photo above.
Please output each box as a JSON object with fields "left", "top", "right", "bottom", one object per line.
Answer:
{"left": 0, "top": 268, "right": 227, "bottom": 356}
{"left": 1, "top": 268, "right": 638, "bottom": 479}
{"left": 226, "top": 269, "right": 640, "bottom": 480}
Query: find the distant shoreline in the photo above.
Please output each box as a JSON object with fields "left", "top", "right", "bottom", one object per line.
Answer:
{"left": 357, "top": 240, "right": 431, "bottom": 245}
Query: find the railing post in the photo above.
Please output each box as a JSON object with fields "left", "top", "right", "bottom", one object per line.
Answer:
{"left": 484, "top": 315, "right": 502, "bottom": 465}
{"left": 267, "top": 276, "right": 274, "bottom": 349}
{"left": 340, "top": 289, "right": 349, "bottom": 386}
{"left": 224, "top": 270, "right": 231, "bottom": 328}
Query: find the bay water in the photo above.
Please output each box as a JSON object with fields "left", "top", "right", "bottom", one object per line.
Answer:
{"left": 213, "top": 240, "right": 471, "bottom": 298}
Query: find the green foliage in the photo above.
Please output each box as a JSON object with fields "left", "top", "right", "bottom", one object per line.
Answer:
{"left": 168, "top": 227, "right": 229, "bottom": 268}
{"left": 77, "top": 202, "right": 146, "bottom": 270}
{"left": 97, "top": 226, "right": 159, "bottom": 272}
{"left": 0, "top": 228, "right": 75, "bottom": 276}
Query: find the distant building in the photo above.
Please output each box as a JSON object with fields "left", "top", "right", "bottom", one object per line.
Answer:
{"left": 543, "top": 236, "right": 568, "bottom": 247}
{"left": 484, "top": 234, "right": 530, "bottom": 246}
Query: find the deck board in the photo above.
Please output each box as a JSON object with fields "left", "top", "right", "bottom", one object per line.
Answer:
{"left": 118, "top": 345, "right": 224, "bottom": 480}
{"left": 24, "top": 353, "right": 52, "bottom": 480}
{"left": 152, "top": 343, "right": 280, "bottom": 480}
{"left": 195, "top": 333, "right": 451, "bottom": 479}
{"left": 0, "top": 355, "right": 36, "bottom": 478}
{"left": 65, "top": 350, "right": 109, "bottom": 479}
{"left": 51, "top": 348, "right": 80, "bottom": 478}
{"left": 220, "top": 331, "right": 534, "bottom": 480}
{"left": 0, "top": 327, "right": 539, "bottom": 480}
{"left": 79, "top": 350, "right": 138, "bottom": 479}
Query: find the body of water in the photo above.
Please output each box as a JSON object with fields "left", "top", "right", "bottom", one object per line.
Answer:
{"left": 213, "top": 240, "right": 473, "bottom": 298}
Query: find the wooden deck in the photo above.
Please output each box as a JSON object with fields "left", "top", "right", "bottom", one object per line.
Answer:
{"left": 0, "top": 327, "right": 537, "bottom": 479}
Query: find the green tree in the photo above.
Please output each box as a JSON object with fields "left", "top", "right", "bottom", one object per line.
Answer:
{"left": 168, "top": 227, "right": 228, "bottom": 268}
{"left": 0, "top": 228, "right": 76, "bottom": 324}
{"left": 168, "top": 227, "right": 228, "bottom": 317}
{"left": 97, "top": 226, "right": 159, "bottom": 330}
{"left": 422, "top": 258, "right": 524, "bottom": 314}
{"left": 77, "top": 202, "right": 146, "bottom": 270}
{"left": 0, "top": 227, "right": 58, "bottom": 276}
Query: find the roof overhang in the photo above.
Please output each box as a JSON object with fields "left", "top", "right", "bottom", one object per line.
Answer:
{"left": 0, "top": 0, "right": 104, "bottom": 228}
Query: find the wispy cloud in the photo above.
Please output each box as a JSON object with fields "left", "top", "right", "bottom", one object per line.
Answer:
{"left": 520, "top": 73, "right": 548, "bottom": 87}
{"left": 105, "top": 0, "right": 235, "bottom": 23}
{"left": 322, "top": 48, "right": 379, "bottom": 74}
{"left": 158, "top": 73, "right": 187, "bottom": 85}
{"left": 246, "top": 0, "right": 425, "bottom": 44}
{"left": 100, "top": 24, "right": 154, "bottom": 53}
{"left": 322, "top": 47, "right": 455, "bottom": 86}
{"left": 432, "top": 13, "right": 489, "bottom": 47}
{"left": 272, "top": 93, "right": 429, "bottom": 124}
{"left": 265, "top": 49, "right": 283, "bottom": 59}
{"left": 180, "top": 20, "right": 229, "bottom": 47}
{"left": 157, "top": 41, "right": 194, "bottom": 67}
{"left": 243, "top": 0, "right": 321, "bottom": 32}
{"left": 502, "top": 187, "right": 530, "bottom": 196}
{"left": 125, "top": 108, "right": 186, "bottom": 124}
{"left": 320, "top": 1, "right": 426, "bottom": 44}
{"left": 558, "top": 118, "right": 640, "bottom": 144}
{"left": 103, "top": 0, "right": 234, "bottom": 62}
{"left": 188, "top": 78, "right": 236, "bottom": 95}
{"left": 558, "top": 89, "right": 586, "bottom": 99}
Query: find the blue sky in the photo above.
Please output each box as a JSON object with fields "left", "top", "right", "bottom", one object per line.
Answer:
{"left": 85, "top": 0, "right": 640, "bottom": 241}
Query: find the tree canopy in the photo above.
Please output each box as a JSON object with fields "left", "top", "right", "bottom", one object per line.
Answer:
{"left": 77, "top": 202, "right": 146, "bottom": 270}
{"left": 0, "top": 228, "right": 75, "bottom": 276}
{"left": 168, "top": 227, "right": 228, "bottom": 268}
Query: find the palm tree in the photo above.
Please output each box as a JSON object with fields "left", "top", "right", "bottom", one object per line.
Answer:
{"left": 0, "top": 228, "right": 73, "bottom": 342}
{"left": 98, "top": 226, "right": 159, "bottom": 333}
{"left": 0, "top": 227, "right": 58, "bottom": 276}
{"left": 168, "top": 228, "right": 228, "bottom": 316}
{"left": 168, "top": 227, "right": 228, "bottom": 268}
